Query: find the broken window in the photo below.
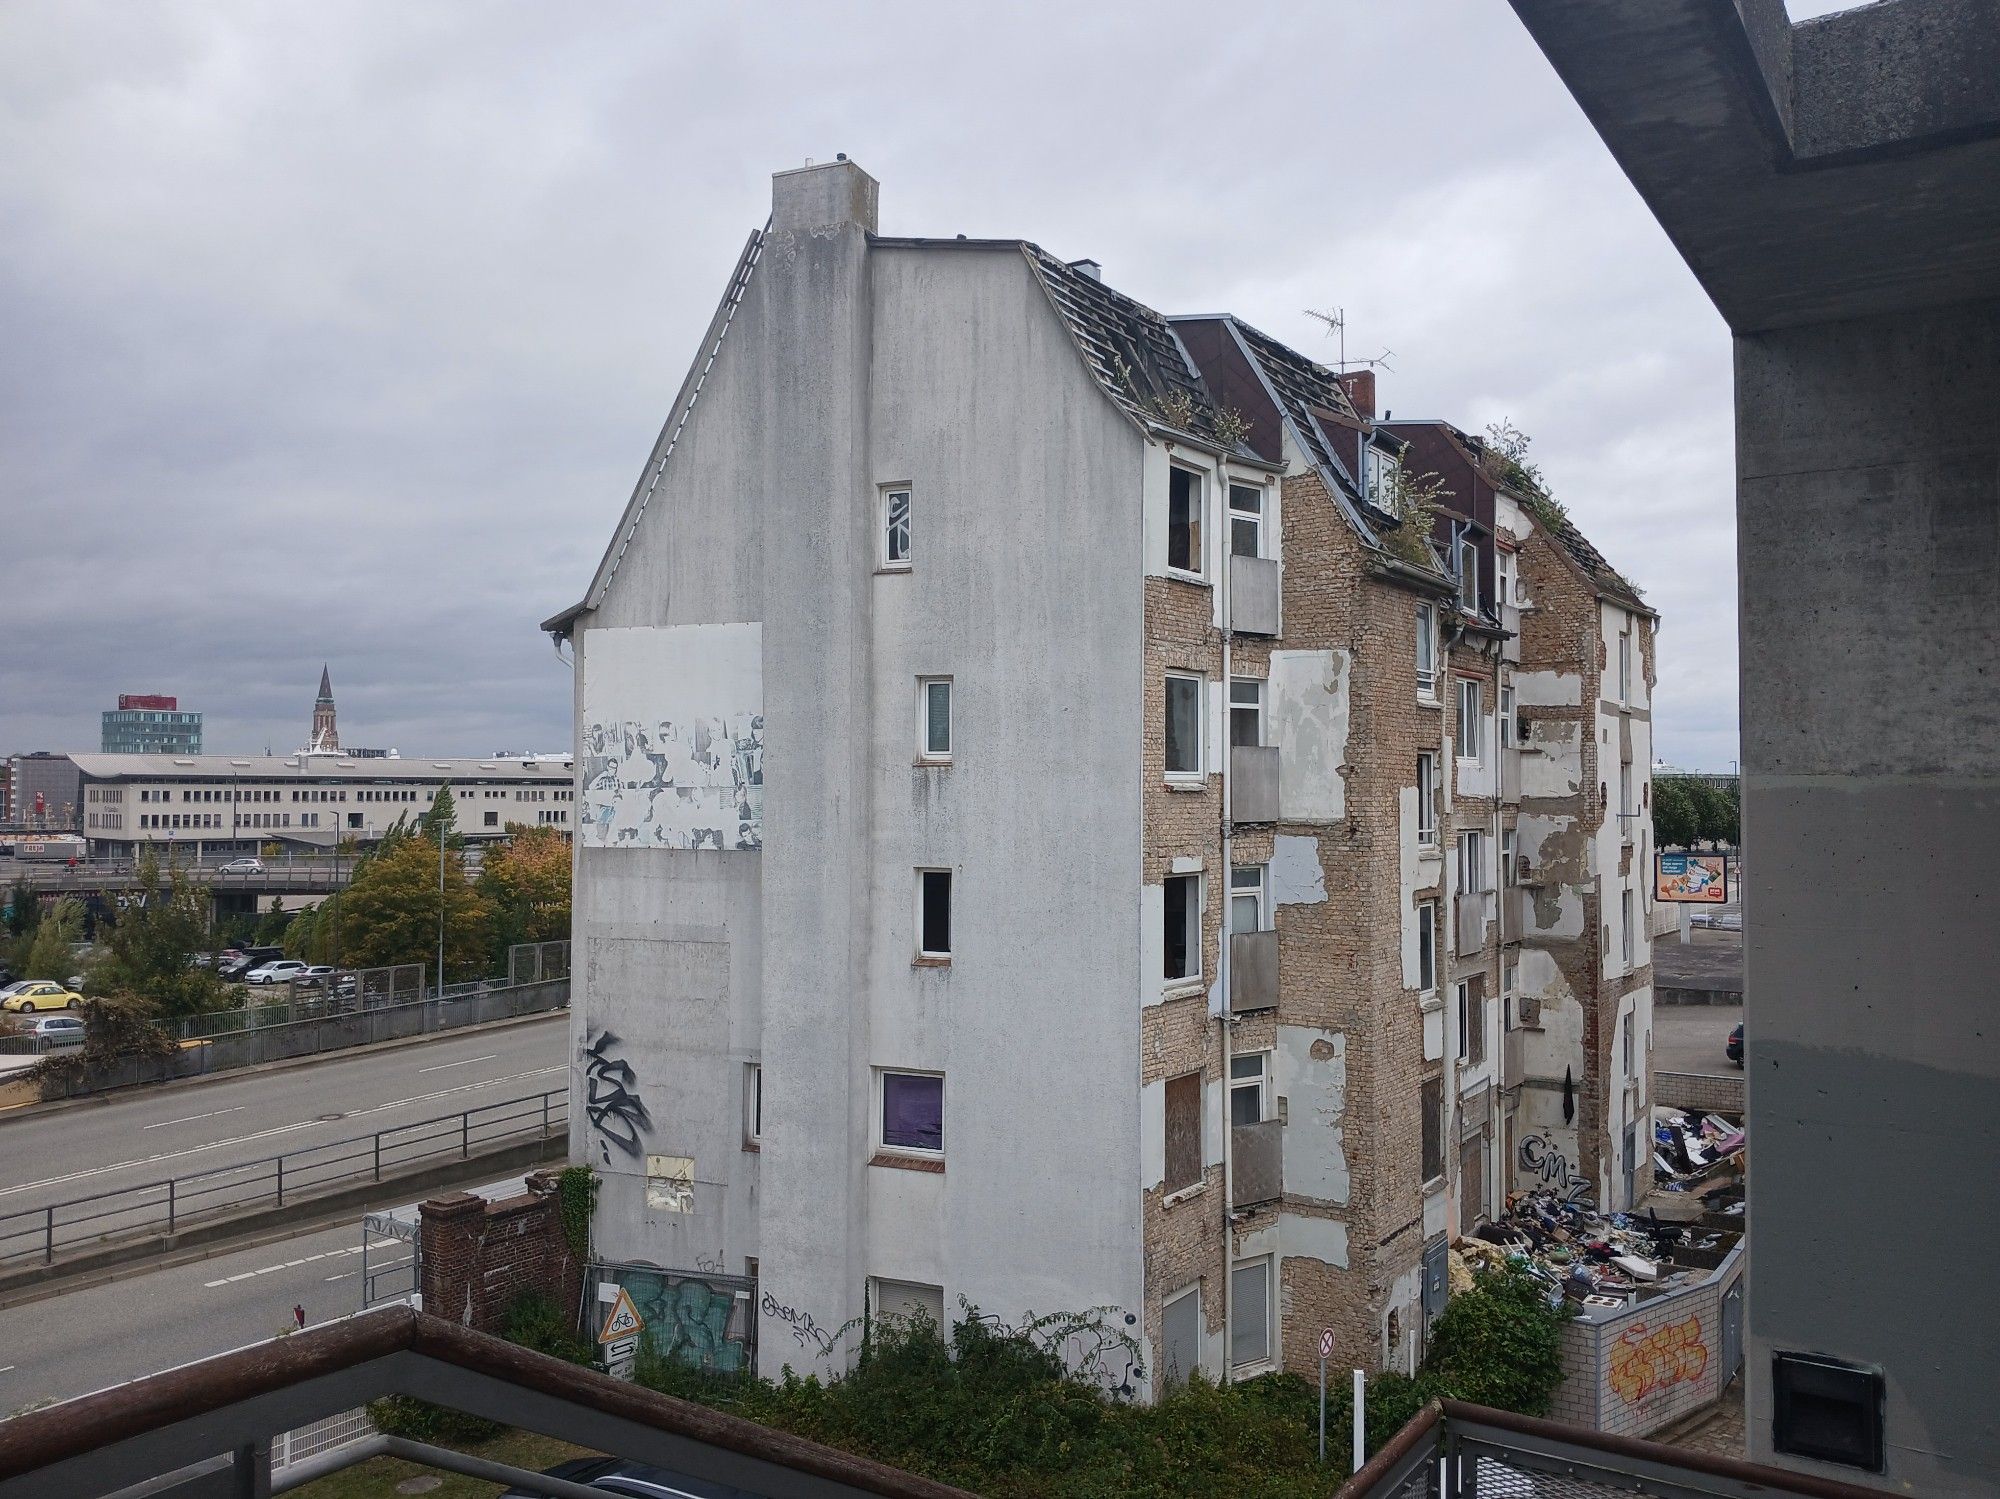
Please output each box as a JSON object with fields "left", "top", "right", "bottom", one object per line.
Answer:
{"left": 1229, "top": 1051, "right": 1268, "bottom": 1126}
{"left": 1164, "top": 874, "right": 1200, "bottom": 982}
{"left": 918, "top": 869, "right": 952, "bottom": 957}
{"left": 884, "top": 488, "right": 912, "bottom": 568}
{"left": 1164, "top": 1071, "right": 1202, "bottom": 1192}
{"left": 1168, "top": 467, "right": 1203, "bottom": 574}
{"left": 1364, "top": 445, "right": 1399, "bottom": 511}
{"left": 1165, "top": 674, "right": 1203, "bottom": 777}
{"left": 880, "top": 1071, "right": 944, "bottom": 1154}
{"left": 1420, "top": 1076, "right": 1444, "bottom": 1184}
{"left": 1416, "top": 752, "right": 1437, "bottom": 846}
{"left": 1416, "top": 604, "right": 1438, "bottom": 698}
{"left": 1228, "top": 677, "right": 1264, "bottom": 749}
{"left": 1228, "top": 483, "right": 1263, "bottom": 558}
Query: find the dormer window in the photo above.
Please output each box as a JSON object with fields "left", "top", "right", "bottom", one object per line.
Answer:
{"left": 1364, "top": 446, "right": 1399, "bottom": 512}
{"left": 1456, "top": 534, "right": 1479, "bottom": 612}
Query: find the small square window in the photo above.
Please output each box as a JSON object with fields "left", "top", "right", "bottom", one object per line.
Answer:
{"left": 879, "top": 1071, "right": 943, "bottom": 1155}
{"left": 883, "top": 487, "right": 912, "bottom": 568}
{"left": 919, "top": 678, "right": 952, "bottom": 761}
{"left": 1165, "top": 674, "right": 1204, "bottom": 778}
{"left": 1168, "top": 467, "right": 1203, "bottom": 575}
{"left": 1228, "top": 483, "right": 1263, "bottom": 558}
{"left": 1164, "top": 873, "right": 1200, "bottom": 983}
{"left": 918, "top": 869, "right": 952, "bottom": 958}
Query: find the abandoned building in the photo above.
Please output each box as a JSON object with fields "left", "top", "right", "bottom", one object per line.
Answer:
{"left": 544, "top": 158, "right": 1657, "bottom": 1393}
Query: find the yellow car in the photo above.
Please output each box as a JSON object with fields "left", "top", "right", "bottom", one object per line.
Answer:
{"left": 0, "top": 981, "right": 83, "bottom": 1014}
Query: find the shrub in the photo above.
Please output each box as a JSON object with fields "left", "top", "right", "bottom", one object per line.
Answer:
{"left": 1420, "top": 1261, "right": 1572, "bottom": 1416}
{"left": 364, "top": 1395, "right": 503, "bottom": 1444}
{"left": 500, "top": 1289, "right": 592, "bottom": 1366}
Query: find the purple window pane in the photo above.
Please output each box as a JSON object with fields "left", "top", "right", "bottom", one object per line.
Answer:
{"left": 882, "top": 1073, "right": 943, "bottom": 1152}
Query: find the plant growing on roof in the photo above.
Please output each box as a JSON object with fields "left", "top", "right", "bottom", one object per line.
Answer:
{"left": 1484, "top": 419, "right": 1574, "bottom": 527}
{"left": 1211, "top": 406, "right": 1254, "bottom": 449}
{"left": 1154, "top": 387, "right": 1198, "bottom": 431}
{"left": 1379, "top": 466, "right": 1454, "bottom": 570}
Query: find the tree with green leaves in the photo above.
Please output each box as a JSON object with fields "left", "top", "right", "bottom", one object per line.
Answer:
{"left": 1651, "top": 776, "right": 1700, "bottom": 849}
{"left": 93, "top": 854, "right": 227, "bottom": 1017}
{"left": 417, "top": 785, "right": 462, "bottom": 849}
{"left": 23, "top": 897, "right": 83, "bottom": 982}
{"left": 1688, "top": 778, "right": 1739, "bottom": 849}
{"left": 477, "top": 824, "right": 572, "bottom": 967}
{"left": 338, "top": 835, "right": 492, "bottom": 983}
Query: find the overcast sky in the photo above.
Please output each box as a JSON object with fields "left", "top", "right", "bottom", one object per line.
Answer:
{"left": 3, "top": 1, "right": 1768, "bottom": 771}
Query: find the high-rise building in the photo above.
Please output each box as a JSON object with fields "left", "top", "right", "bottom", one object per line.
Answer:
{"left": 100, "top": 694, "right": 203, "bottom": 755}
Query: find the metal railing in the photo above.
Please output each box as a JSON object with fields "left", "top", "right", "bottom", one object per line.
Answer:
{"left": 0, "top": 1031, "right": 84, "bottom": 1057}
{"left": 0, "top": 1088, "right": 566, "bottom": 1270}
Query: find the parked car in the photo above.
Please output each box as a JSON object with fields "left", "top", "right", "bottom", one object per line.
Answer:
{"left": 290, "top": 965, "right": 339, "bottom": 989}
{"left": 244, "top": 959, "right": 309, "bottom": 986}
{"left": 220, "top": 946, "right": 284, "bottom": 980}
{"left": 501, "top": 1457, "right": 740, "bottom": 1499}
{"left": 0, "top": 965, "right": 13, "bottom": 987}
{"left": 21, "top": 1015, "right": 85, "bottom": 1049}
{"left": 1726, "top": 1023, "right": 1744, "bottom": 1067}
{"left": 0, "top": 980, "right": 84, "bottom": 1014}
{"left": 219, "top": 857, "right": 265, "bottom": 875}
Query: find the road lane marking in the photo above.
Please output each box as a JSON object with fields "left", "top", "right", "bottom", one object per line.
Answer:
{"left": 142, "top": 1106, "right": 247, "bottom": 1131}
{"left": 417, "top": 1054, "right": 497, "bottom": 1074}
{"left": 0, "top": 1366, "right": 14, "bottom": 1375}
{"left": 327, "top": 1255, "right": 409, "bottom": 1284}
{"left": 0, "top": 1066, "right": 566, "bottom": 1199}
{"left": 205, "top": 1246, "right": 363, "bottom": 1287}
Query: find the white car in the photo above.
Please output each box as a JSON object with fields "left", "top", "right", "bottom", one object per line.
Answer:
{"left": 219, "top": 857, "right": 265, "bottom": 875}
{"left": 244, "top": 959, "right": 308, "bottom": 985}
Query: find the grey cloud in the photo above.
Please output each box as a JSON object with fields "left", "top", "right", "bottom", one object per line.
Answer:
{"left": 2, "top": 0, "right": 1737, "bottom": 768}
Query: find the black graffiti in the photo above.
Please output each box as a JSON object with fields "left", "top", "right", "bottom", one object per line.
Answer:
{"left": 1520, "top": 1131, "right": 1591, "bottom": 1205}
{"left": 583, "top": 1027, "right": 651, "bottom": 1163}
{"left": 761, "top": 1290, "right": 833, "bottom": 1353}
{"left": 962, "top": 1303, "right": 1145, "bottom": 1399}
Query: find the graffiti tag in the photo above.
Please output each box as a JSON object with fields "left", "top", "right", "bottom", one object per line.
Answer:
{"left": 583, "top": 1027, "right": 651, "bottom": 1163}
{"left": 1608, "top": 1315, "right": 1709, "bottom": 1404}
{"left": 761, "top": 1291, "right": 833, "bottom": 1354}
{"left": 1519, "top": 1131, "right": 1592, "bottom": 1205}
{"left": 654, "top": 1277, "right": 751, "bottom": 1375}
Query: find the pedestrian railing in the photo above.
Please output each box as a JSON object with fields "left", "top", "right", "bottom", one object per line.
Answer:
{"left": 0, "top": 1088, "right": 567, "bottom": 1271}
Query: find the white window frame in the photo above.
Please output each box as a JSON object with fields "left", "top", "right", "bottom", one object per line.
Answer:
{"left": 1458, "top": 830, "right": 1487, "bottom": 895}
{"left": 1621, "top": 888, "right": 1634, "bottom": 969}
{"left": 745, "top": 1063, "right": 763, "bottom": 1145}
{"left": 918, "top": 677, "right": 952, "bottom": 762}
{"left": 1417, "top": 901, "right": 1437, "bottom": 994}
{"left": 876, "top": 1068, "right": 946, "bottom": 1158}
{"left": 1617, "top": 631, "right": 1633, "bottom": 704}
{"left": 1455, "top": 980, "right": 1472, "bottom": 1061}
{"left": 1497, "top": 550, "right": 1517, "bottom": 608}
{"left": 882, "top": 486, "right": 912, "bottom": 570}
{"left": 1164, "top": 873, "right": 1202, "bottom": 985}
{"left": 1164, "top": 673, "right": 1205, "bottom": 781}
{"left": 1227, "top": 482, "right": 1264, "bottom": 559}
{"left": 1228, "top": 676, "right": 1265, "bottom": 750}
{"left": 1229, "top": 864, "right": 1266, "bottom": 936}
{"left": 1499, "top": 685, "right": 1515, "bottom": 749}
{"left": 1457, "top": 534, "right": 1479, "bottom": 613}
{"left": 1416, "top": 752, "right": 1438, "bottom": 847}
{"left": 1415, "top": 604, "right": 1439, "bottom": 700}
{"left": 1364, "top": 445, "right": 1399, "bottom": 512}
{"left": 1456, "top": 679, "right": 1483, "bottom": 762}
{"left": 916, "top": 868, "right": 952, "bottom": 960}
{"left": 1230, "top": 1256, "right": 1275, "bottom": 1371}
{"left": 1167, "top": 465, "right": 1205, "bottom": 579}
{"left": 1229, "top": 1050, "right": 1271, "bottom": 1125}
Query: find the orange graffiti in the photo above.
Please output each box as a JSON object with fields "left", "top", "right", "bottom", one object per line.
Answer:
{"left": 1607, "top": 1316, "right": 1709, "bottom": 1404}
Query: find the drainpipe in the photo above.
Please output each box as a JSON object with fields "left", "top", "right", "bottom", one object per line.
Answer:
{"left": 1217, "top": 457, "right": 1236, "bottom": 1386}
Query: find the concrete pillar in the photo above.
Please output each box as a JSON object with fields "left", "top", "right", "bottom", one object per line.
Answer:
{"left": 1736, "top": 300, "right": 2000, "bottom": 1487}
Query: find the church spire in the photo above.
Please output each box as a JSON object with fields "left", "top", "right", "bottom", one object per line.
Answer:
{"left": 310, "top": 667, "right": 339, "bottom": 752}
{"left": 317, "top": 664, "right": 333, "bottom": 703}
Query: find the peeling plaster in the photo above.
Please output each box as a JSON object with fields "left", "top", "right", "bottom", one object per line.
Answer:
{"left": 1514, "top": 668, "right": 1583, "bottom": 708}
{"left": 1521, "top": 721, "right": 1583, "bottom": 798}
{"left": 1277, "top": 1025, "right": 1349, "bottom": 1204}
{"left": 1271, "top": 835, "right": 1327, "bottom": 906}
{"left": 1282, "top": 1212, "right": 1350, "bottom": 1271}
{"left": 1270, "top": 649, "right": 1350, "bottom": 821}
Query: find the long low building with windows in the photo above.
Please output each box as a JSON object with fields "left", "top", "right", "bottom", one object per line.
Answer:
{"left": 70, "top": 753, "right": 576, "bottom": 858}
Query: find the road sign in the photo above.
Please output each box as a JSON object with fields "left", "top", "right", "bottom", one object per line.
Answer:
{"left": 1317, "top": 1326, "right": 1335, "bottom": 1462}
{"left": 597, "top": 1285, "right": 644, "bottom": 1343}
{"left": 1318, "top": 1326, "right": 1335, "bottom": 1360}
{"left": 604, "top": 1334, "right": 639, "bottom": 1380}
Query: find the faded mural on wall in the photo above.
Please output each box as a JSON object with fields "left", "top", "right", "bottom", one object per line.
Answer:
{"left": 580, "top": 623, "right": 763, "bottom": 851}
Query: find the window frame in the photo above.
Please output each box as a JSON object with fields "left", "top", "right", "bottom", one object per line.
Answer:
{"left": 1164, "top": 673, "right": 1205, "bottom": 781}
{"left": 1456, "top": 980, "right": 1472, "bottom": 1061}
{"left": 1457, "top": 534, "right": 1479, "bottom": 613}
{"left": 1229, "top": 864, "right": 1266, "bottom": 937}
{"left": 1227, "top": 482, "right": 1264, "bottom": 559}
{"left": 1163, "top": 1070, "right": 1203, "bottom": 1194}
{"left": 1163, "top": 873, "right": 1202, "bottom": 986}
{"left": 1229, "top": 1050, "right": 1270, "bottom": 1126}
{"left": 746, "top": 1062, "right": 764, "bottom": 1145}
{"left": 882, "top": 486, "right": 913, "bottom": 570}
{"left": 1417, "top": 901, "right": 1438, "bottom": 995}
{"left": 1621, "top": 888, "right": 1635, "bottom": 968}
{"left": 1415, "top": 604, "right": 1439, "bottom": 700}
{"left": 1420, "top": 1076, "right": 1445, "bottom": 1186}
{"left": 1617, "top": 631, "right": 1633, "bottom": 704}
{"left": 916, "top": 868, "right": 953, "bottom": 960}
{"left": 1167, "top": 466, "right": 1205, "bottom": 578}
{"left": 1499, "top": 685, "right": 1516, "bottom": 749}
{"left": 1456, "top": 678, "right": 1483, "bottom": 762}
{"left": 1458, "top": 830, "right": 1487, "bottom": 895}
{"left": 1415, "top": 752, "right": 1438, "bottom": 847}
{"left": 877, "top": 1068, "right": 945, "bottom": 1158}
{"left": 1501, "top": 827, "right": 1517, "bottom": 887}
{"left": 918, "top": 677, "right": 953, "bottom": 763}
{"left": 1364, "top": 444, "right": 1399, "bottom": 512}
{"left": 1230, "top": 1256, "right": 1275, "bottom": 1371}
{"left": 1228, "top": 676, "right": 1265, "bottom": 751}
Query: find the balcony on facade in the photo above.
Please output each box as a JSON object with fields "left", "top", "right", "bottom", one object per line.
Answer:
{"left": 1229, "top": 554, "right": 1280, "bottom": 636}
{"left": 1231, "top": 1117, "right": 1282, "bottom": 1209}
{"left": 1229, "top": 928, "right": 1279, "bottom": 1014}
{"left": 1502, "top": 1026, "right": 1526, "bottom": 1088}
{"left": 1230, "top": 745, "right": 1280, "bottom": 824}
{"left": 1503, "top": 884, "right": 1535, "bottom": 939}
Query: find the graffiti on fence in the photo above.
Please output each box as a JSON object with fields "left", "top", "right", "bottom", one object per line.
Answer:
{"left": 1608, "top": 1315, "right": 1710, "bottom": 1405}
{"left": 582, "top": 1027, "right": 650, "bottom": 1162}
{"left": 601, "top": 1265, "right": 756, "bottom": 1376}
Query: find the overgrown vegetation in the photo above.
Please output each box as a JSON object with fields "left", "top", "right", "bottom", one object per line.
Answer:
{"left": 1652, "top": 774, "right": 1738, "bottom": 850}
{"left": 91, "top": 854, "right": 228, "bottom": 1017}
{"left": 27, "top": 993, "right": 178, "bottom": 1087}
{"left": 555, "top": 1164, "right": 597, "bottom": 1259}
{"left": 18, "top": 895, "right": 81, "bottom": 982}
{"left": 476, "top": 825, "right": 572, "bottom": 966}
{"left": 1380, "top": 463, "right": 1455, "bottom": 570}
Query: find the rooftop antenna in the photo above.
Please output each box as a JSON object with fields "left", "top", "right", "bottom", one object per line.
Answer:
{"left": 1303, "top": 306, "right": 1394, "bottom": 373}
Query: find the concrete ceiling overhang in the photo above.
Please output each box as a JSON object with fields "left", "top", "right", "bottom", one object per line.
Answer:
{"left": 1508, "top": 0, "right": 2000, "bottom": 333}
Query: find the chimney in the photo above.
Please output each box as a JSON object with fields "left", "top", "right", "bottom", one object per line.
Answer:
{"left": 1068, "top": 258, "right": 1103, "bottom": 281}
{"left": 771, "top": 156, "right": 879, "bottom": 235}
{"left": 1336, "top": 369, "right": 1376, "bottom": 419}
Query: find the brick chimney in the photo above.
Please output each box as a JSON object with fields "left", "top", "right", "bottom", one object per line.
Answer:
{"left": 1336, "top": 369, "right": 1376, "bottom": 419}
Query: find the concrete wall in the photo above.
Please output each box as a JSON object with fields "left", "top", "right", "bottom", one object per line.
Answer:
{"left": 1738, "top": 300, "right": 2000, "bottom": 1493}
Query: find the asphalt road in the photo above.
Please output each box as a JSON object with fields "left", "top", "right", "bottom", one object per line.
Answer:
{"left": 0, "top": 1015, "right": 568, "bottom": 1258}
{"left": 1654, "top": 1003, "right": 1742, "bottom": 1077}
{"left": 0, "top": 1176, "right": 528, "bottom": 1415}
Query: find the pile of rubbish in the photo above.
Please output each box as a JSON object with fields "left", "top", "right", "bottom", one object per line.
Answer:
{"left": 1651, "top": 1107, "right": 1744, "bottom": 1190}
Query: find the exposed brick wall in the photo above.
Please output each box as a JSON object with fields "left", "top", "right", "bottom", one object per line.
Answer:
{"left": 418, "top": 1169, "right": 585, "bottom": 1336}
{"left": 1654, "top": 1071, "right": 1744, "bottom": 1115}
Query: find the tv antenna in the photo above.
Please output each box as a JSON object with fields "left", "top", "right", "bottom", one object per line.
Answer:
{"left": 1304, "top": 306, "right": 1394, "bottom": 373}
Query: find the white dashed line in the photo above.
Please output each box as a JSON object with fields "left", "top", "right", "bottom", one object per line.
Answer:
{"left": 205, "top": 1246, "right": 364, "bottom": 1288}
{"left": 143, "top": 1106, "right": 247, "bottom": 1131}
{"left": 418, "top": 1054, "right": 497, "bottom": 1074}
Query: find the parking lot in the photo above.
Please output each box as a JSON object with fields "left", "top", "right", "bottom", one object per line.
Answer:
{"left": 1655, "top": 1003, "right": 1742, "bottom": 1076}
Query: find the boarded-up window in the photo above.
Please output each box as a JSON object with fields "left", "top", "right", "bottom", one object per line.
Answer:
{"left": 1465, "top": 974, "right": 1486, "bottom": 1066}
{"left": 1165, "top": 1071, "right": 1202, "bottom": 1193}
{"left": 1420, "top": 1077, "right": 1443, "bottom": 1184}
{"left": 1161, "top": 1285, "right": 1202, "bottom": 1389}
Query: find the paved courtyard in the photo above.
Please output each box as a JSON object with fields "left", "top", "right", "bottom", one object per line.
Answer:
{"left": 1655, "top": 1002, "right": 1743, "bottom": 1077}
